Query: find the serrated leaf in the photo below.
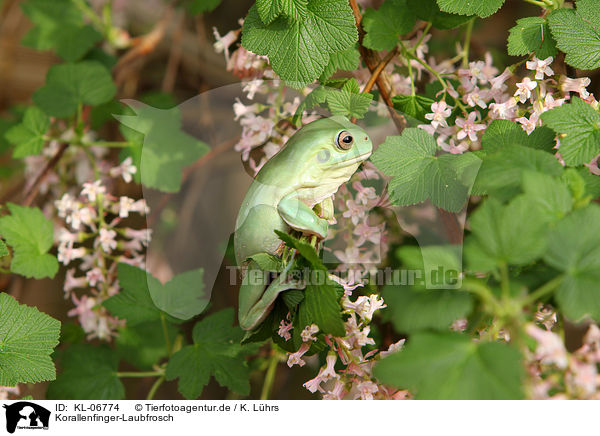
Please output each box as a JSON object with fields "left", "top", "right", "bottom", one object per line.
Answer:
{"left": 481, "top": 120, "right": 555, "bottom": 153}
{"left": 473, "top": 144, "right": 563, "bottom": 200}
{"left": 0, "top": 293, "right": 61, "bottom": 386}
{"left": 21, "top": 0, "right": 100, "bottom": 61}
{"left": 325, "top": 78, "right": 373, "bottom": 119}
{"left": 257, "top": 0, "right": 308, "bottom": 24}
{"left": 33, "top": 61, "right": 116, "bottom": 118}
{"left": 437, "top": 0, "right": 505, "bottom": 18}
{"left": 408, "top": 0, "right": 472, "bottom": 29}
{"left": 541, "top": 97, "right": 600, "bottom": 166}
{"left": 275, "top": 230, "right": 325, "bottom": 270}
{"left": 392, "top": 95, "right": 435, "bottom": 123}
{"left": 521, "top": 171, "right": 572, "bottom": 222}
{"left": 363, "top": 0, "right": 416, "bottom": 51}
{"left": 548, "top": 2, "right": 600, "bottom": 70}
{"left": 115, "top": 321, "right": 179, "bottom": 370}
{"left": 116, "top": 101, "right": 209, "bottom": 193}
{"left": 165, "top": 308, "right": 250, "bottom": 399}
{"left": 319, "top": 46, "right": 360, "bottom": 81}
{"left": 507, "top": 17, "right": 557, "bottom": 59}
{"left": 5, "top": 106, "right": 49, "bottom": 158}
{"left": 543, "top": 204, "right": 600, "bottom": 321}
{"left": 46, "top": 344, "right": 124, "bottom": 400}
{"left": 383, "top": 286, "right": 473, "bottom": 332}
{"left": 104, "top": 263, "right": 208, "bottom": 325}
{"left": 374, "top": 332, "right": 524, "bottom": 399}
{"left": 0, "top": 203, "right": 58, "bottom": 279}
{"left": 370, "top": 128, "right": 475, "bottom": 212}
{"left": 242, "top": 0, "right": 358, "bottom": 86}
{"left": 303, "top": 282, "right": 345, "bottom": 337}
{"left": 466, "top": 196, "right": 547, "bottom": 271}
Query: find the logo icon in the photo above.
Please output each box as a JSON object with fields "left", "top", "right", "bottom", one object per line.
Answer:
{"left": 2, "top": 402, "right": 50, "bottom": 434}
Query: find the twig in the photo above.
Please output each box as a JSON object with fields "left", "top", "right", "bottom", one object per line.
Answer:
{"left": 362, "top": 48, "right": 398, "bottom": 94}
{"left": 349, "top": 0, "right": 406, "bottom": 132}
{"left": 22, "top": 143, "right": 68, "bottom": 207}
{"left": 162, "top": 10, "right": 186, "bottom": 93}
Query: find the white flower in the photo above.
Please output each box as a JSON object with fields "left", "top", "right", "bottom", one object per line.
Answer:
{"left": 55, "top": 193, "right": 75, "bottom": 218}
{"left": 424, "top": 101, "right": 452, "bottom": 129}
{"left": 526, "top": 56, "right": 554, "bottom": 80}
{"left": 301, "top": 324, "right": 319, "bottom": 342}
{"left": 97, "top": 228, "right": 117, "bottom": 253}
{"left": 81, "top": 180, "right": 106, "bottom": 202}
{"left": 118, "top": 196, "right": 135, "bottom": 218}
{"left": 514, "top": 77, "right": 537, "bottom": 103}
{"left": 109, "top": 157, "right": 137, "bottom": 183}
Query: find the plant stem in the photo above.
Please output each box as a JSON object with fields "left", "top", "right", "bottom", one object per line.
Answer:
{"left": 521, "top": 275, "right": 564, "bottom": 307}
{"left": 523, "top": 0, "right": 552, "bottom": 7}
{"left": 461, "top": 278, "right": 502, "bottom": 313}
{"left": 362, "top": 48, "right": 398, "bottom": 94}
{"left": 462, "top": 19, "right": 475, "bottom": 68}
{"left": 116, "top": 370, "right": 163, "bottom": 378}
{"left": 146, "top": 376, "right": 165, "bottom": 400}
{"left": 406, "top": 54, "right": 416, "bottom": 96}
{"left": 499, "top": 262, "right": 510, "bottom": 301}
{"left": 260, "top": 351, "right": 280, "bottom": 400}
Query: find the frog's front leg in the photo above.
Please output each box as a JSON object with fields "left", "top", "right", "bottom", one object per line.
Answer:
{"left": 278, "top": 193, "right": 329, "bottom": 238}
{"left": 239, "top": 259, "right": 303, "bottom": 331}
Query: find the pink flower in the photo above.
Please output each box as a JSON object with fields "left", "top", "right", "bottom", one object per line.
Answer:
{"left": 464, "top": 87, "right": 489, "bottom": 109}
{"left": 353, "top": 220, "right": 381, "bottom": 246}
{"left": 561, "top": 76, "right": 591, "bottom": 99}
{"left": 63, "top": 268, "right": 87, "bottom": 295}
{"left": 516, "top": 112, "right": 540, "bottom": 135}
{"left": 323, "top": 380, "right": 347, "bottom": 400}
{"left": 124, "top": 228, "right": 152, "bottom": 246}
{"left": 96, "top": 228, "right": 117, "bottom": 253}
{"left": 58, "top": 244, "right": 86, "bottom": 265}
{"left": 287, "top": 343, "right": 311, "bottom": 368}
{"left": 424, "top": 101, "right": 452, "bottom": 129}
{"left": 118, "top": 196, "right": 135, "bottom": 218}
{"left": 380, "top": 339, "right": 406, "bottom": 358}
{"left": 490, "top": 67, "right": 512, "bottom": 90}
{"left": 585, "top": 154, "right": 600, "bottom": 176}
{"left": 212, "top": 27, "right": 240, "bottom": 62}
{"left": 109, "top": 157, "right": 137, "bottom": 183}
{"left": 301, "top": 324, "right": 319, "bottom": 342}
{"left": 81, "top": 180, "right": 106, "bottom": 202}
{"left": 543, "top": 94, "right": 565, "bottom": 112}
{"left": 86, "top": 267, "right": 104, "bottom": 287}
{"left": 526, "top": 56, "right": 554, "bottom": 80}
{"left": 352, "top": 181, "right": 377, "bottom": 206}
{"left": 354, "top": 381, "right": 379, "bottom": 400}
{"left": 526, "top": 323, "right": 568, "bottom": 369}
{"left": 489, "top": 98, "right": 517, "bottom": 120}
{"left": 277, "top": 319, "right": 293, "bottom": 341}
{"left": 514, "top": 77, "right": 537, "bottom": 103}
{"left": 455, "top": 112, "right": 486, "bottom": 141}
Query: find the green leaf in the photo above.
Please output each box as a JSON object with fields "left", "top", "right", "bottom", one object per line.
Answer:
{"left": 392, "top": 95, "right": 435, "bottom": 123}
{"left": 548, "top": 1, "right": 600, "bottom": 70}
{"left": 242, "top": 0, "right": 358, "bottom": 86}
{"left": 47, "top": 344, "right": 124, "bottom": 400}
{"left": 408, "top": 0, "right": 472, "bottom": 29}
{"left": 165, "top": 308, "right": 250, "bottom": 399}
{"left": 257, "top": 0, "right": 308, "bottom": 24}
{"left": 115, "top": 321, "right": 179, "bottom": 370}
{"left": 0, "top": 203, "right": 58, "bottom": 279}
{"left": 185, "top": 0, "right": 222, "bottom": 14}
{"left": 325, "top": 78, "right": 373, "bottom": 119}
{"left": 544, "top": 204, "right": 600, "bottom": 321}
{"left": 362, "top": 0, "right": 416, "bottom": 51}
{"left": 466, "top": 197, "right": 547, "bottom": 271}
{"left": 0, "top": 293, "right": 61, "bottom": 386}
{"left": 473, "top": 144, "right": 563, "bottom": 200}
{"left": 0, "top": 240, "right": 8, "bottom": 257}
{"left": 383, "top": 286, "right": 473, "bottom": 332}
{"left": 374, "top": 332, "right": 524, "bottom": 399}
{"left": 521, "top": 171, "right": 572, "bottom": 222}
{"left": 303, "top": 282, "right": 345, "bottom": 337}
{"left": 319, "top": 46, "right": 360, "bottom": 81}
{"left": 248, "top": 253, "right": 283, "bottom": 272}
{"left": 21, "top": 0, "right": 101, "bottom": 61}
{"left": 481, "top": 120, "right": 555, "bottom": 153}
{"left": 437, "top": 0, "right": 504, "bottom": 18}
{"left": 507, "top": 17, "right": 557, "bottom": 59}
{"left": 116, "top": 102, "right": 209, "bottom": 192}
{"left": 541, "top": 97, "right": 600, "bottom": 166}
{"left": 104, "top": 263, "right": 208, "bottom": 325}
{"left": 5, "top": 106, "right": 50, "bottom": 158}
{"left": 370, "top": 128, "right": 476, "bottom": 212}
{"left": 149, "top": 268, "right": 209, "bottom": 320}
{"left": 33, "top": 61, "right": 116, "bottom": 118}
{"left": 275, "top": 230, "right": 325, "bottom": 270}
{"left": 396, "top": 244, "right": 463, "bottom": 289}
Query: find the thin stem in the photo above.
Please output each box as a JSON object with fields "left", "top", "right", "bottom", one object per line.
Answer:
{"left": 260, "top": 351, "right": 280, "bottom": 400}
{"left": 462, "top": 19, "right": 475, "bottom": 68}
{"left": 410, "top": 22, "right": 432, "bottom": 56}
{"left": 362, "top": 48, "right": 398, "bottom": 94}
{"left": 521, "top": 275, "right": 564, "bottom": 307}
{"left": 146, "top": 376, "right": 165, "bottom": 400}
{"left": 22, "top": 143, "right": 69, "bottom": 207}
{"left": 116, "top": 370, "right": 163, "bottom": 378}
{"left": 523, "top": 0, "right": 552, "bottom": 7}
{"left": 406, "top": 54, "right": 416, "bottom": 97}
{"left": 85, "top": 140, "right": 132, "bottom": 148}
{"left": 461, "top": 278, "right": 502, "bottom": 313}
{"left": 72, "top": 0, "right": 106, "bottom": 33}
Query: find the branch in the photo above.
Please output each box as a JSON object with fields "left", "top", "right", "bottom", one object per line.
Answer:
{"left": 22, "top": 143, "right": 69, "bottom": 207}
{"left": 349, "top": 0, "right": 406, "bottom": 132}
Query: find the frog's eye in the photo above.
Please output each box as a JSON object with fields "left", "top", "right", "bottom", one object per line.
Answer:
{"left": 336, "top": 131, "right": 354, "bottom": 150}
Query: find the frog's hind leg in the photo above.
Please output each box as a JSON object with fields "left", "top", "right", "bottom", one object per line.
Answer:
{"left": 238, "top": 260, "right": 303, "bottom": 331}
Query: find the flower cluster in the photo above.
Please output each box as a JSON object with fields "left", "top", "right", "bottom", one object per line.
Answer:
{"left": 55, "top": 175, "right": 150, "bottom": 340}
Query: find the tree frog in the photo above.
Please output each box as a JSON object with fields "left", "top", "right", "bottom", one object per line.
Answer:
{"left": 234, "top": 116, "right": 373, "bottom": 330}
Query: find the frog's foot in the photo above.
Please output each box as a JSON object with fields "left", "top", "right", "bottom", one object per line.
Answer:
{"left": 238, "top": 260, "right": 304, "bottom": 331}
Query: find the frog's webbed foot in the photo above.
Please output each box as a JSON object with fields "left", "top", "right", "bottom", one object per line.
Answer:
{"left": 238, "top": 259, "right": 305, "bottom": 331}
{"left": 278, "top": 193, "right": 329, "bottom": 239}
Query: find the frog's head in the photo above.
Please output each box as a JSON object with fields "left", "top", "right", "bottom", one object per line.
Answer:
{"left": 289, "top": 116, "right": 373, "bottom": 186}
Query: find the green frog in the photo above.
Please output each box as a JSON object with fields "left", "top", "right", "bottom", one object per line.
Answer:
{"left": 234, "top": 116, "right": 373, "bottom": 330}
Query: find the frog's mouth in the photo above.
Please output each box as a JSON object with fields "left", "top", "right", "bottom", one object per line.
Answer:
{"left": 339, "top": 151, "right": 372, "bottom": 167}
